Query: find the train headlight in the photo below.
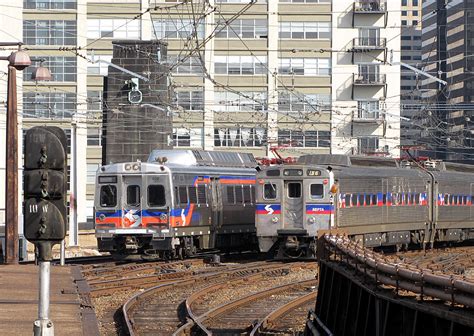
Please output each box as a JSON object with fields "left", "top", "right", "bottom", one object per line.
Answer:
{"left": 271, "top": 216, "right": 279, "bottom": 223}
{"left": 99, "top": 214, "right": 106, "bottom": 222}
{"left": 160, "top": 213, "right": 168, "bottom": 221}
{"left": 124, "top": 163, "right": 132, "bottom": 171}
{"left": 308, "top": 217, "right": 316, "bottom": 224}
{"left": 132, "top": 163, "right": 140, "bottom": 171}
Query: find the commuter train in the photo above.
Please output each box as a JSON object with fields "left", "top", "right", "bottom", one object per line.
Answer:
{"left": 256, "top": 154, "right": 474, "bottom": 259}
{"left": 94, "top": 150, "right": 258, "bottom": 258}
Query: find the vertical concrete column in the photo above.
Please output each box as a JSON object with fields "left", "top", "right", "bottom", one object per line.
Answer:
{"left": 203, "top": 0, "right": 215, "bottom": 150}
{"left": 266, "top": 1, "right": 279, "bottom": 156}
{"left": 75, "top": 0, "right": 89, "bottom": 228}
{"left": 141, "top": 0, "right": 152, "bottom": 41}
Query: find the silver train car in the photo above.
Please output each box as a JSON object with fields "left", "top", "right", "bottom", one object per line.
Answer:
{"left": 95, "top": 150, "right": 258, "bottom": 258}
{"left": 256, "top": 154, "right": 474, "bottom": 258}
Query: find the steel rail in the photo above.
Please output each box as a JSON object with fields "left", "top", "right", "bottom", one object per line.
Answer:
{"left": 122, "top": 261, "right": 284, "bottom": 336}
{"left": 250, "top": 290, "right": 317, "bottom": 336}
{"left": 189, "top": 279, "right": 317, "bottom": 335}
{"left": 325, "top": 235, "right": 474, "bottom": 306}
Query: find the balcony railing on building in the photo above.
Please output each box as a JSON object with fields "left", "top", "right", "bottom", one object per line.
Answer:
{"left": 352, "top": 109, "right": 384, "bottom": 125}
{"left": 352, "top": 73, "right": 387, "bottom": 99}
{"left": 348, "top": 37, "right": 387, "bottom": 63}
{"left": 352, "top": 1, "right": 388, "bottom": 27}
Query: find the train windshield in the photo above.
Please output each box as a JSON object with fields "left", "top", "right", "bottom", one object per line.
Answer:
{"left": 263, "top": 183, "right": 277, "bottom": 199}
{"left": 310, "top": 183, "right": 324, "bottom": 199}
{"left": 148, "top": 185, "right": 166, "bottom": 207}
{"left": 100, "top": 185, "right": 117, "bottom": 207}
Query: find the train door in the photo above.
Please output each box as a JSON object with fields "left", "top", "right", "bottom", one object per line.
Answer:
{"left": 121, "top": 175, "right": 142, "bottom": 228}
{"left": 209, "top": 177, "right": 223, "bottom": 247}
{"left": 283, "top": 180, "right": 304, "bottom": 228}
{"left": 382, "top": 179, "right": 389, "bottom": 224}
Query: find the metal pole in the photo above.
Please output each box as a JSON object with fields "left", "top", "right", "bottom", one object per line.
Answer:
{"left": 68, "top": 122, "right": 78, "bottom": 247}
{"left": 5, "top": 65, "right": 19, "bottom": 264}
{"left": 59, "top": 240, "right": 65, "bottom": 266}
{"left": 33, "top": 261, "right": 54, "bottom": 336}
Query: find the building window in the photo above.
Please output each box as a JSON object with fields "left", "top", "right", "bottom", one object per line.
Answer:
{"left": 172, "top": 128, "right": 203, "bottom": 148}
{"left": 87, "top": 91, "right": 103, "bottom": 115}
{"left": 215, "top": 19, "right": 268, "bottom": 39}
{"left": 357, "top": 101, "right": 380, "bottom": 119}
{"left": 24, "top": 0, "right": 77, "bottom": 10}
{"left": 214, "top": 55, "right": 267, "bottom": 75}
{"left": 23, "top": 92, "right": 76, "bottom": 119}
{"left": 278, "top": 129, "right": 330, "bottom": 148}
{"left": 24, "top": 20, "right": 77, "bottom": 45}
{"left": 357, "top": 137, "right": 379, "bottom": 154}
{"left": 358, "top": 28, "right": 380, "bottom": 46}
{"left": 278, "top": 58, "right": 331, "bottom": 76}
{"left": 24, "top": 57, "right": 76, "bottom": 82}
{"left": 87, "top": 127, "right": 102, "bottom": 146}
{"left": 214, "top": 91, "right": 267, "bottom": 112}
{"left": 175, "top": 90, "right": 204, "bottom": 111}
{"left": 214, "top": 127, "right": 266, "bottom": 147}
{"left": 278, "top": 91, "right": 329, "bottom": 112}
{"left": 87, "top": 19, "right": 140, "bottom": 39}
{"left": 279, "top": 21, "right": 331, "bottom": 39}
{"left": 216, "top": 0, "right": 267, "bottom": 2}
{"left": 168, "top": 55, "right": 202, "bottom": 74}
{"left": 87, "top": 54, "right": 112, "bottom": 76}
{"left": 87, "top": 164, "right": 99, "bottom": 184}
{"left": 152, "top": 19, "right": 205, "bottom": 39}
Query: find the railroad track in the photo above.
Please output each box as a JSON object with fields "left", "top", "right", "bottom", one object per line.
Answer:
{"left": 180, "top": 278, "right": 317, "bottom": 335}
{"left": 122, "top": 261, "right": 317, "bottom": 336}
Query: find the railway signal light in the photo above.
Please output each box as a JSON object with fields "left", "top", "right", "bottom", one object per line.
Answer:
{"left": 24, "top": 126, "right": 67, "bottom": 261}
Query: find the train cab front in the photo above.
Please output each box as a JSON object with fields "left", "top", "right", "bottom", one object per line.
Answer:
{"left": 256, "top": 165, "right": 334, "bottom": 259}
{"left": 94, "top": 162, "right": 175, "bottom": 257}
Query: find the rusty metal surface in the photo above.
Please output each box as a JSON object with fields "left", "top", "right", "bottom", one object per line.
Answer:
{"left": 306, "top": 235, "right": 474, "bottom": 336}
{"left": 5, "top": 65, "right": 19, "bottom": 265}
{"left": 0, "top": 264, "right": 83, "bottom": 335}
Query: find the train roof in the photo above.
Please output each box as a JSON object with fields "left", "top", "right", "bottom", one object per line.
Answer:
{"left": 297, "top": 154, "right": 399, "bottom": 168}
{"left": 147, "top": 149, "right": 258, "bottom": 168}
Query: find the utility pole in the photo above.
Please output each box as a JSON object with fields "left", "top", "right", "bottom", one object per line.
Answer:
{"left": 1, "top": 43, "right": 31, "bottom": 264}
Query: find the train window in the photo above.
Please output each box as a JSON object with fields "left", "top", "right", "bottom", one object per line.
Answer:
{"left": 226, "top": 186, "right": 235, "bottom": 204}
{"left": 235, "top": 186, "right": 244, "bottom": 203}
{"left": 197, "top": 185, "right": 207, "bottom": 205}
{"left": 453, "top": 195, "right": 458, "bottom": 205}
{"left": 358, "top": 194, "right": 365, "bottom": 206}
{"left": 250, "top": 185, "right": 255, "bottom": 203}
{"left": 449, "top": 195, "right": 454, "bottom": 205}
{"left": 351, "top": 194, "right": 358, "bottom": 206}
{"left": 243, "top": 186, "right": 252, "bottom": 204}
{"left": 179, "top": 186, "right": 188, "bottom": 204}
{"left": 371, "top": 194, "right": 377, "bottom": 205}
{"left": 345, "top": 194, "right": 351, "bottom": 207}
{"left": 365, "top": 194, "right": 371, "bottom": 206}
{"left": 382, "top": 194, "right": 387, "bottom": 205}
{"left": 404, "top": 193, "right": 409, "bottom": 205}
{"left": 288, "top": 182, "right": 301, "bottom": 198}
{"left": 263, "top": 183, "right": 277, "bottom": 200}
{"left": 414, "top": 193, "right": 420, "bottom": 204}
{"left": 148, "top": 185, "right": 166, "bottom": 207}
{"left": 463, "top": 195, "right": 468, "bottom": 205}
{"left": 126, "top": 185, "right": 140, "bottom": 206}
{"left": 310, "top": 184, "right": 324, "bottom": 199}
{"left": 444, "top": 194, "right": 449, "bottom": 205}
{"left": 100, "top": 185, "right": 117, "bottom": 207}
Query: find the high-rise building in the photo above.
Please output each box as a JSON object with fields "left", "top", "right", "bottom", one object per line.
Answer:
{"left": 400, "top": 0, "right": 422, "bottom": 149}
{"left": 0, "top": 0, "right": 402, "bottom": 230}
{"left": 421, "top": 0, "right": 474, "bottom": 161}
{"left": 331, "top": 0, "right": 401, "bottom": 156}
